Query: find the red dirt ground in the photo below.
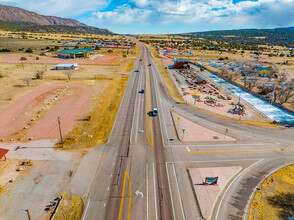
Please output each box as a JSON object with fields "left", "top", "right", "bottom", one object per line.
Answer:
{"left": 0, "top": 83, "right": 92, "bottom": 139}
{"left": 0, "top": 53, "right": 121, "bottom": 65}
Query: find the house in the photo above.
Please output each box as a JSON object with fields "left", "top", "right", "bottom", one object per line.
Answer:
{"left": 0, "top": 148, "right": 9, "bottom": 161}
{"left": 173, "top": 59, "right": 190, "bottom": 69}
{"left": 256, "top": 67, "right": 273, "bottom": 77}
{"left": 52, "top": 63, "right": 79, "bottom": 70}
{"left": 57, "top": 48, "right": 94, "bottom": 59}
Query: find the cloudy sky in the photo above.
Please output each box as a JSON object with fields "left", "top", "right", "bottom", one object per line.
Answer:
{"left": 0, "top": 0, "right": 293, "bottom": 34}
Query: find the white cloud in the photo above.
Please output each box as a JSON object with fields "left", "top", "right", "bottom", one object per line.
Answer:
{"left": 92, "top": 0, "right": 294, "bottom": 30}
{"left": 93, "top": 4, "right": 152, "bottom": 25}
{"left": 0, "top": 0, "right": 109, "bottom": 17}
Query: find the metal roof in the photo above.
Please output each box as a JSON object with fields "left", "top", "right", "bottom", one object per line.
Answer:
{"left": 58, "top": 48, "right": 94, "bottom": 54}
{"left": 0, "top": 148, "right": 8, "bottom": 159}
{"left": 256, "top": 66, "right": 273, "bottom": 72}
{"left": 55, "top": 64, "right": 78, "bottom": 67}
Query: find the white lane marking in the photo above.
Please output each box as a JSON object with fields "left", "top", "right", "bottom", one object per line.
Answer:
{"left": 107, "top": 187, "right": 109, "bottom": 191}
{"left": 165, "top": 163, "right": 176, "bottom": 219}
{"left": 153, "top": 163, "right": 158, "bottom": 220}
{"left": 215, "top": 158, "right": 264, "bottom": 220}
{"left": 172, "top": 163, "right": 186, "bottom": 220}
{"left": 171, "top": 158, "right": 265, "bottom": 163}
{"left": 104, "top": 202, "right": 106, "bottom": 208}
{"left": 135, "top": 190, "right": 144, "bottom": 197}
{"left": 146, "top": 164, "right": 149, "bottom": 220}
{"left": 185, "top": 143, "right": 278, "bottom": 147}
{"left": 81, "top": 199, "right": 90, "bottom": 220}
{"left": 186, "top": 146, "right": 190, "bottom": 152}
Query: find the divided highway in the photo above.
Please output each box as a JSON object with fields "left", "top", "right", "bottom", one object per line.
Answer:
{"left": 82, "top": 43, "right": 294, "bottom": 220}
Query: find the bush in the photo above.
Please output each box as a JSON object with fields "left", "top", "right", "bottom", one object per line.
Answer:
{"left": 200, "top": 67, "right": 204, "bottom": 72}
{"left": 107, "top": 49, "right": 113, "bottom": 52}
{"left": 20, "top": 57, "right": 27, "bottom": 60}
{"left": 25, "top": 48, "right": 33, "bottom": 53}
{"left": 36, "top": 56, "right": 40, "bottom": 60}
{"left": 0, "top": 73, "right": 3, "bottom": 78}
{"left": 95, "top": 46, "right": 100, "bottom": 50}
{"left": 219, "top": 57, "right": 224, "bottom": 60}
{"left": 0, "top": 48, "right": 11, "bottom": 52}
{"left": 46, "top": 46, "right": 50, "bottom": 50}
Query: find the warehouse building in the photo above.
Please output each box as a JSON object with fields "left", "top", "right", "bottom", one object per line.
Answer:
{"left": 57, "top": 48, "right": 94, "bottom": 59}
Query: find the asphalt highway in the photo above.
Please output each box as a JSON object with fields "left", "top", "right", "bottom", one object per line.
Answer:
{"left": 82, "top": 43, "right": 294, "bottom": 220}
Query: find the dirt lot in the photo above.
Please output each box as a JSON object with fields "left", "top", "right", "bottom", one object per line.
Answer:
{"left": 0, "top": 83, "right": 92, "bottom": 140}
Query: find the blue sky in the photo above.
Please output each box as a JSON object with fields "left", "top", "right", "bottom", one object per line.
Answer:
{"left": 0, "top": 0, "right": 293, "bottom": 34}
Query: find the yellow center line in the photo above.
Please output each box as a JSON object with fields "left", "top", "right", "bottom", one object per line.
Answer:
{"left": 118, "top": 171, "right": 132, "bottom": 220}
{"left": 188, "top": 149, "right": 294, "bottom": 155}
{"left": 144, "top": 52, "right": 154, "bottom": 147}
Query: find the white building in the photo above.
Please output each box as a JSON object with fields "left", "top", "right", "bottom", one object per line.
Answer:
{"left": 52, "top": 63, "right": 79, "bottom": 70}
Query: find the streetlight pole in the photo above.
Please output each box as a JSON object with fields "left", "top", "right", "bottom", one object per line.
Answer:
{"left": 57, "top": 117, "right": 63, "bottom": 146}
{"left": 21, "top": 209, "right": 31, "bottom": 220}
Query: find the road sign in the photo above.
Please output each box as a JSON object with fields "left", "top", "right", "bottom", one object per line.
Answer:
{"left": 177, "top": 117, "right": 180, "bottom": 121}
{"left": 182, "top": 129, "right": 186, "bottom": 133}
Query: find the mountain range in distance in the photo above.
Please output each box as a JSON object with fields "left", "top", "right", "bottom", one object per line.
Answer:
{"left": 0, "top": 4, "right": 113, "bottom": 35}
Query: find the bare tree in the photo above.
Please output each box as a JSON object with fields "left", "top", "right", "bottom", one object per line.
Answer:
{"left": 35, "top": 70, "right": 45, "bottom": 79}
{"left": 244, "top": 77, "right": 259, "bottom": 91}
{"left": 24, "top": 77, "right": 32, "bottom": 86}
{"left": 64, "top": 71, "right": 74, "bottom": 80}
{"left": 227, "top": 72, "right": 238, "bottom": 82}
{"left": 276, "top": 70, "right": 288, "bottom": 83}
{"left": 277, "top": 83, "right": 294, "bottom": 105}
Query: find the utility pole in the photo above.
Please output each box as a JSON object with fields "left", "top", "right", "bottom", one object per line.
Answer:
{"left": 57, "top": 117, "right": 63, "bottom": 146}
{"left": 21, "top": 209, "right": 31, "bottom": 220}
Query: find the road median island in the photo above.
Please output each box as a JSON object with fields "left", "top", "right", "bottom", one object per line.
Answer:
{"left": 50, "top": 191, "right": 84, "bottom": 220}
{"left": 249, "top": 164, "right": 294, "bottom": 220}
{"left": 171, "top": 111, "right": 235, "bottom": 142}
{"left": 188, "top": 166, "right": 241, "bottom": 219}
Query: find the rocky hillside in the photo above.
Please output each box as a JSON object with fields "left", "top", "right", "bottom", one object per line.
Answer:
{"left": 0, "top": 4, "right": 86, "bottom": 27}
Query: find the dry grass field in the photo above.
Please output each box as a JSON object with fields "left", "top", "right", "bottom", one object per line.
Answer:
{"left": 249, "top": 165, "right": 294, "bottom": 220}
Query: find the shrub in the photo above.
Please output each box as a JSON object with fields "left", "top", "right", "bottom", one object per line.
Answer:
{"left": 20, "top": 57, "right": 27, "bottom": 60}
{"left": 36, "top": 56, "right": 40, "bottom": 60}
{"left": 107, "top": 49, "right": 113, "bottom": 52}
{"left": 25, "top": 48, "right": 33, "bottom": 53}
{"left": 0, "top": 48, "right": 11, "bottom": 52}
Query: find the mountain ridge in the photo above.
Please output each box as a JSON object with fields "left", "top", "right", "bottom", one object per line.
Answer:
{"left": 0, "top": 4, "right": 114, "bottom": 35}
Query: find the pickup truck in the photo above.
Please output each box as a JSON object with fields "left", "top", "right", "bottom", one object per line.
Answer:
{"left": 152, "top": 108, "right": 158, "bottom": 116}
